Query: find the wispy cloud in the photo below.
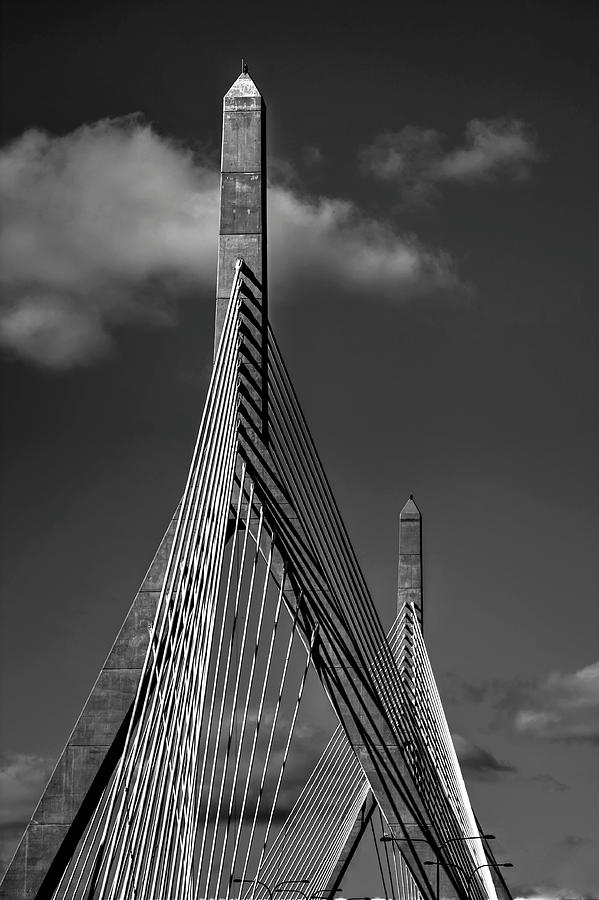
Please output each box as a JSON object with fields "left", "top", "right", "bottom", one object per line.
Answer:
{"left": 451, "top": 726, "right": 571, "bottom": 791}
{"left": 269, "top": 187, "right": 459, "bottom": 299}
{"left": 301, "top": 145, "right": 323, "bottom": 167}
{"left": 530, "top": 773, "right": 569, "bottom": 793}
{"left": 0, "top": 752, "right": 53, "bottom": 826}
{"left": 453, "top": 660, "right": 599, "bottom": 745}
{"left": 558, "top": 834, "right": 593, "bottom": 850}
{"left": 360, "top": 117, "right": 539, "bottom": 203}
{"left": 513, "top": 892, "right": 559, "bottom": 900}
{"left": 0, "top": 753, "right": 54, "bottom": 876}
{"left": 452, "top": 733, "right": 516, "bottom": 780}
{"left": 513, "top": 659, "right": 599, "bottom": 744}
{"left": 0, "top": 117, "right": 460, "bottom": 369}
{"left": 513, "top": 887, "right": 597, "bottom": 900}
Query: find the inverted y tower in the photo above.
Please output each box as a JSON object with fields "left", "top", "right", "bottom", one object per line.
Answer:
{"left": 398, "top": 495, "right": 422, "bottom": 628}
{"left": 0, "top": 64, "right": 269, "bottom": 900}
{"left": 0, "top": 66, "right": 510, "bottom": 900}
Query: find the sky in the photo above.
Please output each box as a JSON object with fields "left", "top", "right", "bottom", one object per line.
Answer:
{"left": 0, "top": 0, "right": 598, "bottom": 894}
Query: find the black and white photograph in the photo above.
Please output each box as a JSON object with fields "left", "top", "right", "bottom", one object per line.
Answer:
{"left": 1, "top": 2, "right": 597, "bottom": 898}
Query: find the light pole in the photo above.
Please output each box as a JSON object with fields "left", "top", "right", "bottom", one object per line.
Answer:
{"left": 380, "top": 835, "right": 432, "bottom": 847}
{"left": 380, "top": 834, "right": 436, "bottom": 898}
{"left": 381, "top": 833, "right": 495, "bottom": 899}
{"left": 424, "top": 859, "right": 466, "bottom": 896}
{"left": 433, "top": 834, "right": 495, "bottom": 900}
{"left": 424, "top": 859, "right": 513, "bottom": 900}
{"left": 466, "top": 863, "right": 513, "bottom": 899}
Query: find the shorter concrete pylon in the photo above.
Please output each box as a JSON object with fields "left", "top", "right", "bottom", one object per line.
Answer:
{"left": 321, "top": 497, "right": 428, "bottom": 897}
{"left": 397, "top": 494, "right": 423, "bottom": 629}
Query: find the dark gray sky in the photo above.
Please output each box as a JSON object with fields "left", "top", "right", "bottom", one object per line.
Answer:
{"left": 1, "top": 0, "right": 598, "bottom": 894}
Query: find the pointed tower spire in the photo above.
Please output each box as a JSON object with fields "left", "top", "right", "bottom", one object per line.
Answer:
{"left": 215, "top": 64, "right": 267, "bottom": 357}
{"left": 397, "top": 494, "right": 423, "bottom": 629}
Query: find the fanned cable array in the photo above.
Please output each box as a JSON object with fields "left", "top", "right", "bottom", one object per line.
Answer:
{"left": 235, "top": 269, "right": 500, "bottom": 899}
{"left": 254, "top": 606, "right": 504, "bottom": 900}
{"left": 397, "top": 603, "right": 497, "bottom": 900}
{"left": 4, "top": 260, "right": 509, "bottom": 900}
{"left": 43, "top": 265, "right": 318, "bottom": 900}
{"left": 45, "top": 262, "right": 247, "bottom": 900}
{"left": 254, "top": 730, "right": 370, "bottom": 896}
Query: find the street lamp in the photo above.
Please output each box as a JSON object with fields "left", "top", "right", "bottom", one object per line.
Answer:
{"left": 433, "top": 835, "right": 495, "bottom": 900}
{"left": 466, "top": 863, "right": 513, "bottom": 899}
{"left": 380, "top": 834, "right": 432, "bottom": 845}
{"left": 424, "top": 859, "right": 513, "bottom": 900}
{"left": 381, "top": 833, "right": 495, "bottom": 899}
{"left": 424, "top": 859, "right": 466, "bottom": 890}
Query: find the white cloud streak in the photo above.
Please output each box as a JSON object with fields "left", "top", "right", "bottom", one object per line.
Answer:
{"left": 269, "top": 187, "right": 458, "bottom": 296}
{"left": 0, "top": 117, "right": 459, "bottom": 369}
{"left": 513, "top": 888, "right": 589, "bottom": 900}
{"left": 360, "top": 117, "right": 539, "bottom": 202}
{"left": 514, "top": 659, "right": 599, "bottom": 743}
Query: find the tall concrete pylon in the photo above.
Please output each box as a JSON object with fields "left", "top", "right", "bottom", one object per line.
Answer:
{"left": 0, "top": 67, "right": 269, "bottom": 900}
{"left": 215, "top": 65, "right": 266, "bottom": 355}
{"left": 216, "top": 64, "right": 268, "bottom": 443}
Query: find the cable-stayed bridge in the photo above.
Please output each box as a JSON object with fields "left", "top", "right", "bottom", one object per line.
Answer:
{"left": 1, "top": 67, "right": 513, "bottom": 900}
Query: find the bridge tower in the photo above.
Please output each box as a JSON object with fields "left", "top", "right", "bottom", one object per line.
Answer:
{"left": 1, "top": 67, "right": 512, "bottom": 900}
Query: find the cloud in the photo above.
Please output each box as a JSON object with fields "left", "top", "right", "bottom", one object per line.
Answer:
{"left": 0, "top": 118, "right": 460, "bottom": 369}
{"left": 0, "top": 118, "right": 218, "bottom": 369}
{"left": 454, "top": 661, "right": 599, "bottom": 745}
{"left": 530, "top": 773, "right": 569, "bottom": 793}
{"left": 513, "top": 659, "right": 599, "bottom": 743}
{"left": 0, "top": 752, "right": 54, "bottom": 876}
{"left": 512, "top": 886, "right": 585, "bottom": 900}
{"left": 269, "top": 187, "right": 459, "bottom": 299}
{"left": 512, "top": 888, "right": 596, "bottom": 900}
{"left": 360, "top": 117, "right": 539, "bottom": 202}
{"left": 0, "top": 824, "right": 26, "bottom": 879}
{"left": 301, "top": 145, "right": 323, "bottom": 167}
{"left": 0, "top": 752, "right": 53, "bottom": 827}
{"left": 452, "top": 733, "right": 516, "bottom": 780}
{"left": 559, "top": 834, "right": 593, "bottom": 850}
